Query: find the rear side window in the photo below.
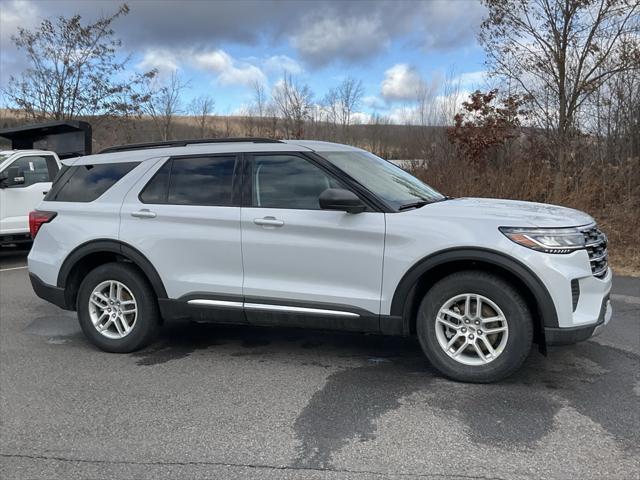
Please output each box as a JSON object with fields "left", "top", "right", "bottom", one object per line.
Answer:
{"left": 139, "top": 160, "right": 170, "bottom": 204}
{"left": 139, "top": 156, "right": 237, "bottom": 206}
{"left": 46, "top": 162, "right": 139, "bottom": 202}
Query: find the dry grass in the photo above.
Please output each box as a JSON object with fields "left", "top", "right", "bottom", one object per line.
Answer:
{"left": 412, "top": 145, "right": 640, "bottom": 276}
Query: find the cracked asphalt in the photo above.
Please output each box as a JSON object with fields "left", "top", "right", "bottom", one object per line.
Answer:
{"left": 1, "top": 247, "right": 639, "bottom": 480}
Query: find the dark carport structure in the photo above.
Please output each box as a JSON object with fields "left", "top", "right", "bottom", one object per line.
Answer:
{"left": 0, "top": 120, "right": 92, "bottom": 159}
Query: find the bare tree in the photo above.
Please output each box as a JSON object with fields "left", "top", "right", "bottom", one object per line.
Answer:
{"left": 336, "top": 77, "right": 364, "bottom": 128}
{"left": 4, "top": 4, "right": 151, "bottom": 121}
{"left": 251, "top": 81, "right": 267, "bottom": 119}
{"left": 189, "top": 95, "right": 215, "bottom": 138}
{"left": 142, "top": 71, "right": 188, "bottom": 141}
{"left": 322, "top": 77, "right": 364, "bottom": 139}
{"left": 264, "top": 102, "right": 280, "bottom": 138}
{"left": 321, "top": 87, "right": 340, "bottom": 138}
{"left": 272, "top": 73, "right": 313, "bottom": 139}
{"left": 480, "top": 0, "right": 640, "bottom": 160}
{"left": 243, "top": 81, "right": 269, "bottom": 136}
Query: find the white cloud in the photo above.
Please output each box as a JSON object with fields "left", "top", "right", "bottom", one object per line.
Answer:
{"left": 192, "top": 49, "right": 266, "bottom": 87}
{"left": 0, "top": 0, "right": 39, "bottom": 46}
{"left": 362, "top": 95, "right": 387, "bottom": 111}
{"left": 387, "top": 105, "right": 416, "bottom": 124}
{"left": 137, "top": 48, "right": 267, "bottom": 87}
{"left": 350, "top": 111, "right": 372, "bottom": 124}
{"left": 0, "top": 0, "right": 41, "bottom": 84}
{"left": 137, "top": 49, "right": 180, "bottom": 76}
{"left": 381, "top": 64, "right": 425, "bottom": 101}
{"left": 291, "top": 16, "right": 388, "bottom": 67}
{"left": 4, "top": 1, "right": 485, "bottom": 72}
{"left": 417, "top": 1, "right": 486, "bottom": 51}
{"left": 388, "top": 90, "right": 472, "bottom": 125}
{"left": 263, "top": 55, "right": 304, "bottom": 75}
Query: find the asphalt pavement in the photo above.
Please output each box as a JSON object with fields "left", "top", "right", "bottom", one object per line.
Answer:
{"left": 1, "top": 246, "right": 638, "bottom": 480}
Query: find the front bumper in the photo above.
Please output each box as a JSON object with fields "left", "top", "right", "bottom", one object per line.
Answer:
{"left": 514, "top": 244, "right": 613, "bottom": 345}
{"left": 545, "top": 293, "right": 612, "bottom": 345}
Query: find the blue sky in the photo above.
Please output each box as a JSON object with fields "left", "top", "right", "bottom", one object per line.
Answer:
{"left": 0, "top": 0, "right": 490, "bottom": 121}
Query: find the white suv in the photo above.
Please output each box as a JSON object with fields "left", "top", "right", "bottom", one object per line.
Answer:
{"left": 0, "top": 149, "right": 61, "bottom": 245}
{"left": 28, "top": 139, "right": 612, "bottom": 382}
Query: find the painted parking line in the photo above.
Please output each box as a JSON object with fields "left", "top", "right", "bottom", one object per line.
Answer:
{"left": 0, "top": 266, "right": 28, "bottom": 272}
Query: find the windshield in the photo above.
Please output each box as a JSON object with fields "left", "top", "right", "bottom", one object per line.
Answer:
{"left": 320, "top": 150, "right": 444, "bottom": 209}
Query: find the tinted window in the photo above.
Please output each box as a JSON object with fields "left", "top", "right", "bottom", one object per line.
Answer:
{"left": 140, "top": 156, "right": 236, "bottom": 206}
{"left": 252, "top": 155, "right": 340, "bottom": 210}
{"left": 51, "top": 165, "right": 70, "bottom": 184}
{"left": 169, "top": 157, "right": 236, "bottom": 206}
{"left": 139, "top": 160, "right": 171, "bottom": 204}
{"left": 320, "top": 150, "right": 443, "bottom": 209}
{"left": 47, "top": 162, "right": 139, "bottom": 202}
{"left": 8, "top": 156, "right": 51, "bottom": 187}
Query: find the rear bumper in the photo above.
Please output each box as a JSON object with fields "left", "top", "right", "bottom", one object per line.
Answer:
{"left": 545, "top": 294, "right": 612, "bottom": 345}
{"left": 1, "top": 233, "right": 31, "bottom": 246}
{"left": 29, "top": 273, "right": 71, "bottom": 310}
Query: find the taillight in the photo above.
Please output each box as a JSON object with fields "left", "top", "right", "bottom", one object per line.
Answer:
{"left": 29, "top": 211, "right": 57, "bottom": 238}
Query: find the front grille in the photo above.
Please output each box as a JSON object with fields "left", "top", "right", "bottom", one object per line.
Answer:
{"left": 581, "top": 225, "right": 608, "bottom": 278}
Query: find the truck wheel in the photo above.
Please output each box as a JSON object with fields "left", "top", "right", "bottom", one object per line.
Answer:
{"left": 416, "top": 271, "right": 533, "bottom": 383}
{"left": 77, "top": 262, "right": 160, "bottom": 353}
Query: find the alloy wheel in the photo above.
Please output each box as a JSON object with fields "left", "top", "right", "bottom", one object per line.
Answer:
{"left": 88, "top": 280, "right": 138, "bottom": 339}
{"left": 434, "top": 293, "right": 509, "bottom": 366}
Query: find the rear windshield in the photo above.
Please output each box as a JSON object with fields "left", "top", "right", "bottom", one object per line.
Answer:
{"left": 45, "top": 162, "right": 139, "bottom": 202}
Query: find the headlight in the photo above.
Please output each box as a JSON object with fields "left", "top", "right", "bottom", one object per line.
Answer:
{"left": 499, "top": 226, "right": 585, "bottom": 253}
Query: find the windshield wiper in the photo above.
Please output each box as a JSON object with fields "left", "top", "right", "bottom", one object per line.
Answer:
{"left": 398, "top": 196, "right": 452, "bottom": 211}
{"left": 398, "top": 200, "right": 430, "bottom": 211}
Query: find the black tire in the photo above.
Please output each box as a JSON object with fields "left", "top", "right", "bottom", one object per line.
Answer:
{"left": 416, "top": 271, "right": 533, "bottom": 383}
{"left": 77, "top": 262, "right": 160, "bottom": 353}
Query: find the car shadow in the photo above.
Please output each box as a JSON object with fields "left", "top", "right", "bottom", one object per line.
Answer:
{"left": 133, "top": 321, "right": 428, "bottom": 367}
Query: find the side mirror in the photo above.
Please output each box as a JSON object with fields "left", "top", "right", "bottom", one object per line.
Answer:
{"left": 0, "top": 170, "right": 7, "bottom": 188}
{"left": 6, "top": 166, "right": 25, "bottom": 187}
{"left": 319, "top": 188, "right": 366, "bottom": 214}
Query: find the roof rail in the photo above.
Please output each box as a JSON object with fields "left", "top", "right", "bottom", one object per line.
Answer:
{"left": 99, "top": 137, "right": 284, "bottom": 154}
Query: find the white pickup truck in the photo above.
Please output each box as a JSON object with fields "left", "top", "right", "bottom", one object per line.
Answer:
{"left": 0, "top": 149, "right": 61, "bottom": 246}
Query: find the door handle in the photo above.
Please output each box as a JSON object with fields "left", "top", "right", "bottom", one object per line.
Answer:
{"left": 131, "top": 209, "right": 157, "bottom": 219}
{"left": 253, "top": 216, "right": 284, "bottom": 227}
{"left": 42, "top": 191, "right": 48, "bottom": 195}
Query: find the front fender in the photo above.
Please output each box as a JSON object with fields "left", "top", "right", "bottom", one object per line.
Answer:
{"left": 390, "top": 247, "right": 559, "bottom": 350}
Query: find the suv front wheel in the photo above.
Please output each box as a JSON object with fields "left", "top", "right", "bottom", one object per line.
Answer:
{"left": 417, "top": 271, "right": 533, "bottom": 383}
{"left": 77, "top": 263, "right": 160, "bottom": 353}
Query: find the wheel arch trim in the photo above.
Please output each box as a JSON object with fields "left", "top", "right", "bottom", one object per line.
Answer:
{"left": 57, "top": 239, "right": 168, "bottom": 300}
{"left": 390, "top": 247, "right": 558, "bottom": 342}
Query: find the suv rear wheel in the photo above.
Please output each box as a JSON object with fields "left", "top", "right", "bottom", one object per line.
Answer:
{"left": 77, "top": 262, "right": 160, "bottom": 353}
{"left": 416, "top": 271, "right": 533, "bottom": 383}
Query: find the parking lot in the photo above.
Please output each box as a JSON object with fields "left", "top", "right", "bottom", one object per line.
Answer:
{"left": 1, "top": 247, "right": 638, "bottom": 480}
